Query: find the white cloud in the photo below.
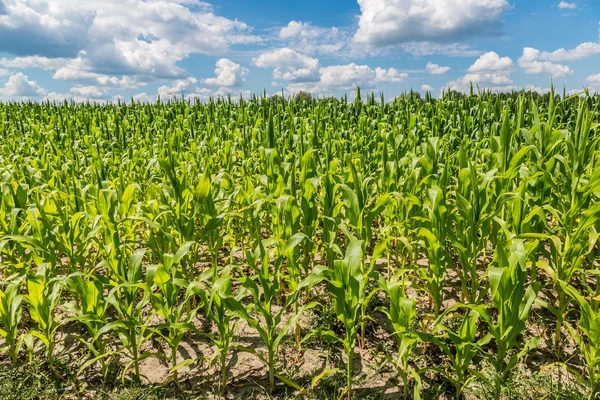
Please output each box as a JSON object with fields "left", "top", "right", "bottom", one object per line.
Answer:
{"left": 203, "top": 58, "right": 249, "bottom": 87}
{"left": 354, "top": 0, "right": 510, "bottom": 46}
{"left": 253, "top": 48, "right": 321, "bottom": 82}
{"left": 525, "top": 85, "right": 551, "bottom": 94}
{"left": 191, "top": 87, "right": 214, "bottom": 102}
{"left": 426, "top": 62, "right": 450, "bottom": 75}
{"left": 213, "top": 86, "right": 253, "bottom": 100}
{"left": 446, "top": 73, "right": 513, "bottom": 91}
{"left": 568, "top": 87, "right": 596, "bottom": 96}
{"left": 530, "top": 42, "right": 600, "bottom": 61}
{"left": 400, "top": 42, "right": 481, "bottom": 57}
{"left": 421, "top": 84, "right": 434, "bottom": 91}
{"left": 518, "top": 47, "right": 573, "bottom": 77}
{"left": 186, "top": 86, "right": 252, "bottom": 102}
{"left": 319, "top": 63, "right": 376, "bottom": 90}
{"left": 0, "top": 0, "right": 94, "bottom": 58}
{"left": 51, "top": 58, "right": 145, "bottom": 89}
{"left": 286, "top": 63, "right": 408, "bottom": 94}
{"left": 375, "top": 67, "right": 408, "bottom": 83}
{"left": 0, "top": 56, "right": 68, "bottom": 70}
{"left": 0, "top": 68, "right": 9, "bottom": 76}
{"left": 132, "top": 92, "right": 153, "bottom": 103}
{"left": 280, "top": 21, "right": 319, "bottom": 39}
{"left": 468, "top": 51, "right": 513, "bottom": 73}
{"left": 0, "top": 0, "right": 260, "bottom": 85}
{"left": 515, "top": 43, "right": 600, "bottom": 78}
{"left": 70, "top": 85, "right": 108, "bottom": 98}
{"left": 157, "top": 77, "right": 198, "bottom": 98}
{"left": 587, "top": 74, "right": 600, "bottom": 85}
{"left": 444, "top": 51, "right": 515, "bottom": 93}
{"left": 43, "top": 92, "right": 69, "bottom": 103}
{"left": 558, "top": 1, "right": 576, "bottom": 9}
{"left": 0, "top": 72, "right": 47, "bottom": 99}
{"left": 278, "top": 21, "right": 347, "bottom": 55}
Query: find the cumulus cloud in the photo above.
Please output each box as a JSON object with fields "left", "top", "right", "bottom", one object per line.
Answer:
{"left": 157, "top": 77, "right": 198, "bottom": 98}
{"left": 212, "top": 86, "right": 252, "bottom": 99}
{"left": 132, "top": 92, "right": 153, "bottom": 103}
{"left": 0, "top": 0, "right": 260, "bottom": 85}
{"left": 444, "top": 51, "right": 515, "bottom": 93}
{"left": 0, "top": 72, "right": 47, "bottom": 99}
{"left": 0, "top": 0, "right": 94, "bottom": 58}
{"left": 69, "top": 85, "right": 109, "bottom": 98}
{"left": 318, "top": 64, "right": 376, "bottom": 90}
{"left": 51, "top": 58, "right": 146, "bottom": 89}
{"left": 518, "top": 47, "right": 573, "bottom": 77}
{"left": 525, "top": 85, "right": 551, "bottom": 94}
{"left": 527, "top": 42, "right": 600, "bottom": 61}
{"left": 286, "top": 63, "right": 408, "bottom": 94}
{"left": 375, "top": 67, "right": 408, "bottom": 83}
{"left": 203, "top": 58, "right": 249, "bottom": 87}
{"left": 421, "top": 84, "right": 434, "bottom": 92}
{"left": 278, "top": 21, "right": 347, "bottom": 55}
{"left": 400, "top": 42, "right": 481, "bottom": 57}
{"left": 558, "top": 1, "right": 576, "bottom": 9}
{"left": 426, "top": 62, "right": 450, "bottom": 75}
{"left": 587, "top": 74, "right": 600, "bottom": 85}
{"left": 354, "top": 0, "right": 510, "bottom": 47}
{"left": 467, "top": 51, "right": 513, "bottom": 73}
{"left": 515, "top": 43, "right": 600, "bottom": 78}
{"left": 43, "top": 92, "right": 69, "bottom": 103}
{"left": 185, "top": 86, "right": 252, "bottom": 102}
{"left": 41, "top": 92, "right": 124, "bottom": 103}
{"left": 0, "top": 56, "right": 68, "bottom": 70}
{"left": 280, "top": 21, "right": 319, "bottom": 39}
{"left": 253, "top": 48, "right": 321, "bottom": 82}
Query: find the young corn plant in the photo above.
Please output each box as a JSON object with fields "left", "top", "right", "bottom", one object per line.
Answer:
{"left": 378, "top": 273, "right": 420, "bottom": 399}
{"left": 219, "top": 237, "right": 316, "bottom": 394}
{"left": 474, "top": 238, "right": 540, "bottom": 400}
{"left": 305, "top": 239, "right": 366, "bottom": 399}
{"left": 148, "top": 242, "right": 200, "bottom": 383}
{"left": 418, "top": 186, "right": 449, "bottom": 316}
{"left": 559, "top": 281, "right": 600, "bottom": 399}
{"left": 24, "top": 264, "right": 63, "bottom": 366}
{"left": 94, "top": 250, "right": 155, "bottom": 383}
{"left": 64, "top": 272, "right": 112, "bottom": 378}
{"left": 195, "top": 264, "right": 243, "bottom": 392}
{"left": 420, "top": 306, "right": 491, "bottom": 400}
{"left": 449, "top": 164, "right": 494, "bottom": 303}
{"left": 0, "top": 281, "right": 24, "bottom": 365}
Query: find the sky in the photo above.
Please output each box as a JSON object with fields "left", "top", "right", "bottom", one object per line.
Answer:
{"left": 0, "top": 0, "right": 599, "bottom": 102}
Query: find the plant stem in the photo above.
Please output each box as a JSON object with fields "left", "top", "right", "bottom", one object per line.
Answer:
{"left": 268, "top": 344, "right": 275, "bottom": 394}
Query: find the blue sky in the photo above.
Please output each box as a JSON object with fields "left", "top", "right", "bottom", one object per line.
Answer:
{"left": 0, "top": 0, "right": 598, "bottom": 102}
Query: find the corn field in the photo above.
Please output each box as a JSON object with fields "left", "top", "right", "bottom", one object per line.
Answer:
{"left": 0, "top": 88, "right": 599, "bottom": 399}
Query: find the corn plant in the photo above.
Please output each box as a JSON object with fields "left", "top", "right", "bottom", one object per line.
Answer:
{"left": 64, "top": 271, "right": 112, "bottom": 378}
{"left": 473, "top": 238, "right": 540, "bottom": 400}
{"left": 418, "top": 186, "right": 449, "bottom": 316}
{"left": 24, "top": 264, "right": 63, "bottom": 365}
{"left": 305, "top": 239, "right": 366, "bottom": 398}
{"left": 559, "top": 281, "right": 600, "bottom": 399}
{"left": 420, "top": 306, "right": 491, "bottom": 399}
{"left": 378, "top": 272, "right": 420, "bottom": 398}
{"left": 93, "top": 250, "right": 155, "bottom": 383}
{"left": 0, "top": 90, "right": 598, "bottom": 399}
{"left": 219, "top": 237, "right": 316, "bottom": 394}
{"left": 0, "top": 281, "right": 24, "bottom": 365}
{"left": 195, "top": 264, "right": 242, "bottom": 392}
{"left": 148, "top": 242, "right": 199, "bottom": 382}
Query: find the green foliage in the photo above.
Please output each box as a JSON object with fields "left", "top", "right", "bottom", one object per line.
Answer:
{"left": 0, "top": 91, "right": 598, "bottom": 399}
